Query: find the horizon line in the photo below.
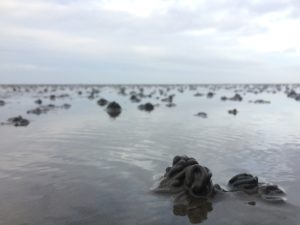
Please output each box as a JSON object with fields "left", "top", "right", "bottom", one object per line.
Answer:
{"left": 0, "top": 82, "right": 299, "bottom": 86}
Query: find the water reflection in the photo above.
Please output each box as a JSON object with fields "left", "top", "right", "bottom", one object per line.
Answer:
{"left": 173, "top": 192, "right": 213, "bottom": 224}
{"left": 106, "top": 109, "right": 122, "bottom": 118}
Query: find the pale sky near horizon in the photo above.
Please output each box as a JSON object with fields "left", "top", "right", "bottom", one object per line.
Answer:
{"left": 1, "top": 0, "right": 300, "bottom": 84}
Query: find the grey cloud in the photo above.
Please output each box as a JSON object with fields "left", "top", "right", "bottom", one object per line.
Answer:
{"left": 0, "top": 0, "right": 300, "bottom": 83}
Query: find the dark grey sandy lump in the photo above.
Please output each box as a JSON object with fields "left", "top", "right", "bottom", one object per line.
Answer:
{"left": 230, "top": 94, "right": 243, "bottom": 101}
{"left": 155, "top": 156, "right": 287, "bottom": 203}
{"left": 228, "top": 173, "right": 258, "bottom": 193}
{"left": 106, "top": 101, "right": 121, "bottom": 111}
{"left": 228, "top": 109, "right": 238, "bottom": 115}
{"left": 194, "top": 92, "right": 204, "bottom": 97}
{"left": 7, "top": 116, "right": 30, "bottom": 127}
{"left": 195, "top": 112, "right": 207, "bottom": 118}
{"left": 207, "top": 92, "right": 214, "bottom": 98}
{"left": 0, "top": 100, "right": 5, "bottom": 106}
{"left": 35, "top": 99, "right": 42, "bottom": 105}
{"left": 106, "top": 101, "right": 122, "bottom": 118}
{"left": 138, "top": 103, "right": 154, "bottom": 112}
{"left": 130, "top": 95, "right": 141, "bottom": 103}
{"left": 255, "top": 99, "right": 270, "bottom": 104}
{"left": 97, "top": 98, "right": 108, "bottom": 106}
{"left": 154, "top": 155, "right": 215, "bottom": 198}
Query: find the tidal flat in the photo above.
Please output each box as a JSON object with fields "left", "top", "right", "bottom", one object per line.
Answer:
{"left": 0, "top": 84, "right": 300, "bottom": 225}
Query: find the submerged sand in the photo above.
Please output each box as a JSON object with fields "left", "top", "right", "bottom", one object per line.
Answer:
{"left": 0, "top": 84, "right": 299, "bottom": 225}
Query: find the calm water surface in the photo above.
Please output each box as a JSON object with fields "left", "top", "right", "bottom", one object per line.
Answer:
{"left": 0, "top": 85, "right": 299, "bottom": 225}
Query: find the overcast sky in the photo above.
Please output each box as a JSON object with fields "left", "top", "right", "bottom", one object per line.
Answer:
{"left": 1, "top": 0, "right": 300, "bottom": 84}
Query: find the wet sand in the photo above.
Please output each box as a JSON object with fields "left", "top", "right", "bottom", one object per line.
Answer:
{"left": 0, "top": 84, "right": 300, "bottom": 225}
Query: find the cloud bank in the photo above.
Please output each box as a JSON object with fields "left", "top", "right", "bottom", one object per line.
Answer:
{"left": 1, "top": 0, "right": 300, "bottom": 83}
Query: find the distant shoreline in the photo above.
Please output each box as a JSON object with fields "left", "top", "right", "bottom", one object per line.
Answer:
{"left": 0, "top": 83, "right": 298, "bottom": 86}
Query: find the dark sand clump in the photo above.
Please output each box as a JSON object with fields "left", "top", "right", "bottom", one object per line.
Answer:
{"left": 228, "top": 109, "right": 238, "bottom": 115}
{"left": 3, "top": 116, "right": 30, "bottom": 127}
{"left": 27, "top": 104, "right": 71, "bottom": 115}
{"left": 106, "top": 101, "right": 122, "bottom": 118}
{"left": 138, "top": 103, "right": 154, "bottom": 112}
{"left": 0, "top": 100, "right": 5, "bottom": 106}
{"left": 97, "top": 98, "right": 108, "bottom": 106}
{"left": 195, "top": 112, "right": 207, "bottom": 118}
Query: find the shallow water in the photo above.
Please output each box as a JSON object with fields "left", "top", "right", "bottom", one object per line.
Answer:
{"left": 0, "top": 84, "right": 300, "bottom": 225}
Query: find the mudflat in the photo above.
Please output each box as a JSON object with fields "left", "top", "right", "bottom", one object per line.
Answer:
{"left": 0, "top": 84, "right": 299, "bottom": 225}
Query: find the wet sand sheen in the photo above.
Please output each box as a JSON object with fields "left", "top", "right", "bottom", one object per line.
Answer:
{"left": 0, "top": 84, "right": 300, "bottom": 225}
